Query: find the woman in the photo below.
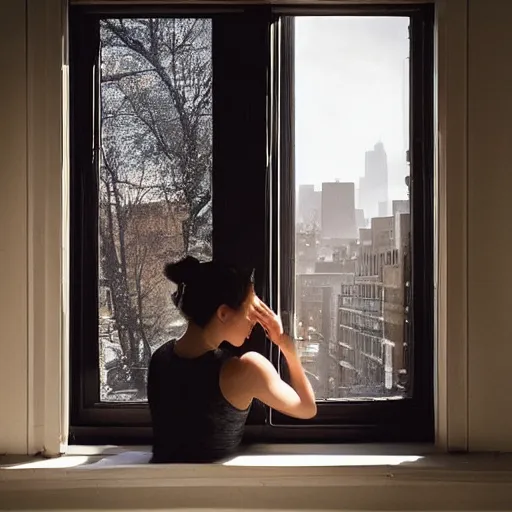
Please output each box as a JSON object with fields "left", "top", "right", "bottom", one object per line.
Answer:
{"left": 147, "top": 256, "right": 316, "bottom": 463}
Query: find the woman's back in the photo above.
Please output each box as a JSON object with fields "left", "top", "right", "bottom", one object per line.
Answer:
{"left": 147, "top": 256, "right": 317, "bottom": 462}
{"left": 148, "top": 340, "right": 251, "bottom": 463}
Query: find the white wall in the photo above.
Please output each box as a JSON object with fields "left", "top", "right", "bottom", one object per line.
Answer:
{"left": 2, "top": 0, "right": 512, "bottom": 455}
{"left": 0, "top": 0, "right": 29, "bottom": 455}
{"left": 467, "top": 0, "right": 512, "bottom": 451}
{"left": 0, "top": 0, "right": 66, "bottom": 456}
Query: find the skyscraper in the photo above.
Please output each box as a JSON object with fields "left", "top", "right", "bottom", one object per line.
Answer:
{"left": 359, "top": 142, "right": 389, "bottom": 221}
{"left": 298, "top": 184, "right": 314, "bottom": 225}
{"left": 298, "top": 184, "right": 321, "bottom": 228}
{"left": 321, "top": 182, "right": 357, "bottom": 240}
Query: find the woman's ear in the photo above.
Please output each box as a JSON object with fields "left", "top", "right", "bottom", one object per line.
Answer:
{"left": 216, "top": 304, "right": 232, "bottom": 324}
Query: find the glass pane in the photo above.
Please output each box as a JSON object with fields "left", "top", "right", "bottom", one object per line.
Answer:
{"left": 294, "top": 17, "right": 411, "bottom": 400}
{"left": 98, "top": 18, "right": 213, "bottom": 402}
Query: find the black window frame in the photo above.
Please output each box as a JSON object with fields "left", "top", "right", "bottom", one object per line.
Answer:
{"left": 267, "top": 5, "right": 434, "bottom": 443}
{"left": 70, "top": 2, "right": 434, "bottom": 445}
{"left": 70, "top": 4, "right": 273, "bottom": 443}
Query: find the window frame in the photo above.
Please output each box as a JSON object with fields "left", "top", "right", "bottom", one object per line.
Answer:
{"left": 69, "top": 4, "right": 273, "bottom": 442}
{"left": 269, "top": 4, "right": 434, "bottom": 442}
{"left": 69, "top": 2, "right": 434, "bottom": 445}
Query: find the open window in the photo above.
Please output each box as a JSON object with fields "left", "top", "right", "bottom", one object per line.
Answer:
{"left": 69, "top": 2, "right": 433, "bottom": 444}
{"left": 70, "top": 5, "right": 271, "bottom": 441}
{"left": 269, "top": 6, "right": 434, "bottom": 441}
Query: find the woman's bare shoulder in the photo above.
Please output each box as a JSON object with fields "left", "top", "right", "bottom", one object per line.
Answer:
{"left": 222, "top": 351, "right": 279, "bottom": 390}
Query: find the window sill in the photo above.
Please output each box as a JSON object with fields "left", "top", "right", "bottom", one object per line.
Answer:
{"left": 1, "top": 444, "right": 512, "bottom": 510}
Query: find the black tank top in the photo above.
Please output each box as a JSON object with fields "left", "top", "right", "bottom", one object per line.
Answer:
{"left": 147, "top": 340, "right": 251, "bottom": 463}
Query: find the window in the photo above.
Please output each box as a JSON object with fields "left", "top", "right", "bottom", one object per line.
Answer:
{"left": 98, "top": 17, "right": 214, "bottom": 403}
{"left": 70, "top": 3, "right": 433, "bottom": 444}
{"left": 270, "top": 7, "right": 433, "bottom": 439}
{"left": 70, "top": 5, "right": 271, "bottom": 437}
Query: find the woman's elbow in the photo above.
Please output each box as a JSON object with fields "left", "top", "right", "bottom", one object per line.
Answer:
{"left": 299, "top": 402, "right": 317, "bottom": 419}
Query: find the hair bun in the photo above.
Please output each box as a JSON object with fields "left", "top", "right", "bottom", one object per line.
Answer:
{"left": 164, "top": 256, "right": 201, "bottom": 285}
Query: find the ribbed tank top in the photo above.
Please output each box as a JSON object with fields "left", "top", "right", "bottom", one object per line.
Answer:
{"left": 147, "top": 340, "right": 251, "bottom": 463}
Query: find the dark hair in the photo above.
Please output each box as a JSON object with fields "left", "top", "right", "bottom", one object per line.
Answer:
{"left": 164, "top": 256, "right": 254, "bottom": 328}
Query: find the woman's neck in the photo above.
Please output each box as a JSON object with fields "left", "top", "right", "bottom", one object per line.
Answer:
{"left": 174, "top": 323, "right": 221, "bottom": 358}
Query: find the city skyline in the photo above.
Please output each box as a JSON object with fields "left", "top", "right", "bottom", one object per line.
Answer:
{"left": 294, "top": 16, "right": 413, "bottom": 398}
{"left": 297, "top": 140, "right": 399, "bottom": 225}
{"left": 295, "top": 16, "right": 410, "bottom": 202}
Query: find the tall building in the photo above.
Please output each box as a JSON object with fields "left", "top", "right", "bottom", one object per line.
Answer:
{"left": 336, "top": 213, "right": 411, "bottom": 398}
{"left": 321, "top": 182, "right": 357, "bottom": 240}
{"left": 295, "top": 272, "right": 354, "bottom": 398}
{"left": 298, "top": 184, "right": 321, "bottom": 228}
{"left": 359, "top": 142, "right": 389, "bottom": 220}
{"left": 392, "top": 199, "right": 410, "bottom": 217}
{"left": 371, "top": 216, "right": 394, "bottom": 250}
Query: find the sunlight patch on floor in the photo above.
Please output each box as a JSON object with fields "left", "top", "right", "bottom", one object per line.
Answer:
{"left": 3, "top": 456, "right": 91, "bottom": 469}
{"left": 223, "top": 454, "right": 423, "bottom": 467}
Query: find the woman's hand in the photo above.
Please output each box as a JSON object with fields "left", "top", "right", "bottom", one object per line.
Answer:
{"left": 240, "top": 295, "right": 316, "bottom": 420}
{"left": 250, "top": 296, "right": 288, "bottom": 348}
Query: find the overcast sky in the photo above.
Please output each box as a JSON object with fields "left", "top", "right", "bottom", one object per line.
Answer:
{"left": 295, "top": 16, "right": 410, "bottom": 202}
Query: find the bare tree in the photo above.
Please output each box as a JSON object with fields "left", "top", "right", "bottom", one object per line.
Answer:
{"left": 102, "top": 18, "right": 212, "bottom": 255}
{"left": 98, "top": 18, "right": 213, "bottom": 399}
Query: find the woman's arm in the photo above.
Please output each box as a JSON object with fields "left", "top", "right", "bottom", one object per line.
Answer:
{"left": 239, "top": 298, "right": 317, "bottom": 419}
